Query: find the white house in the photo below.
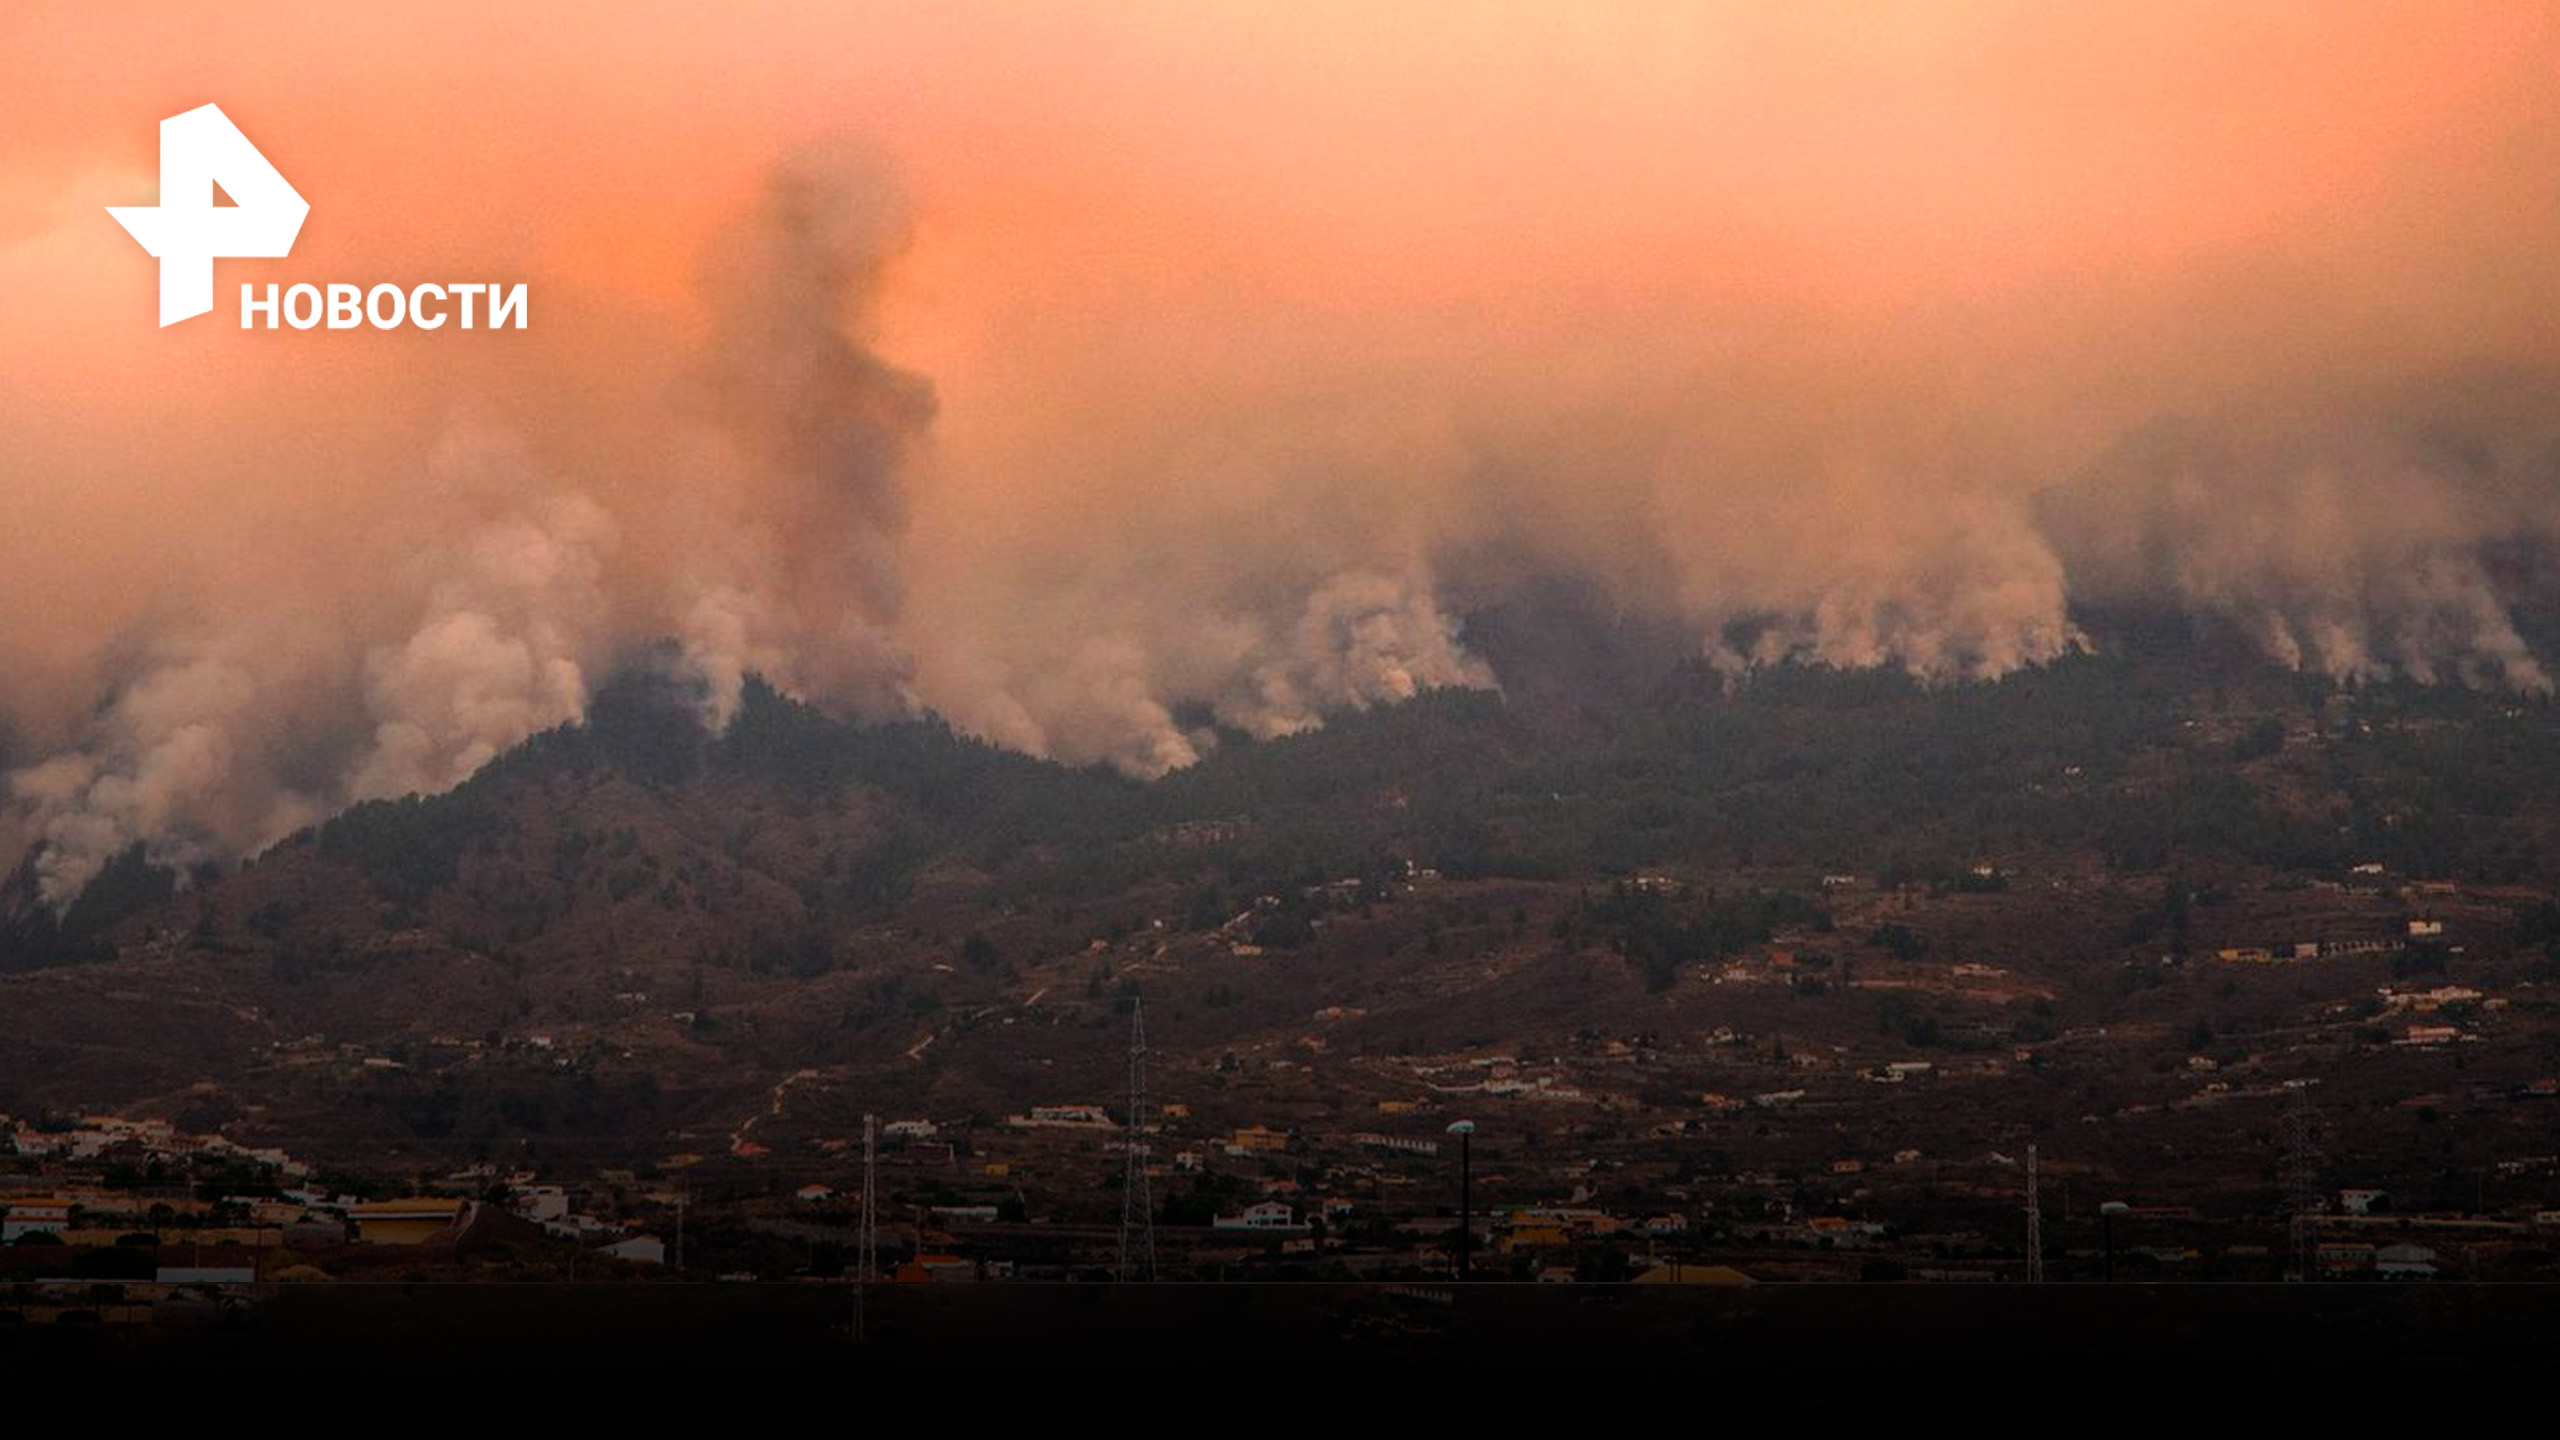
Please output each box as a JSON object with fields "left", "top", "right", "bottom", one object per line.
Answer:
{"left": 1213, "top": 1202, "right": 1303, "bottom": 1231}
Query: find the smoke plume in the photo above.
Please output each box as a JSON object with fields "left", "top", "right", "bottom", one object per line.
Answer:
{"left": 8, "top": 4, "right": 2560, "bottom": 901}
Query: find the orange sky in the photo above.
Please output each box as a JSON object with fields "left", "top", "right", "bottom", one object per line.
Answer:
{"left": 7, "top": 3, "right": 2560, "bottom": 895}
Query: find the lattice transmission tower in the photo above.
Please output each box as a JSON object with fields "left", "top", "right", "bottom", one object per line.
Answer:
{"left": 1118, "top": 998, "right": 1158, "bottom": 1281}
{"left": 859, "top": 1112, "right": 879, "bottom": 1283}
{"left": 855, "top": 1111, "right": 878, "bottom": 1339}
{"left": 2024, "top": 1143, "right": 2045, "bottom": 1284}
{"left": 2279, "top": 1080, "right": 2327, "bottom": 1282}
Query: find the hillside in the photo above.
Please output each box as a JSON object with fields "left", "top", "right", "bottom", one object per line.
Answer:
{"left": 5, "top": 606, "right": 2560, "bottom": 1205}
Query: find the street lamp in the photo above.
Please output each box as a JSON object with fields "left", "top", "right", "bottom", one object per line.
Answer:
{"left": 1447, "top": 1120, "right": 1476, "bottom": 1283}
{"left": 2100, "top": 1200, "right": 2130, "bottom": 1282}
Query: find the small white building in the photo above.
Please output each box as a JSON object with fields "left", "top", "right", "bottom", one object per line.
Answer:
{"left": 1009, "top": 1104, "right": 1112, "bottom": 1129}
{"left": 1212, "top": 1201, "right": 1302, "bottom": 1231}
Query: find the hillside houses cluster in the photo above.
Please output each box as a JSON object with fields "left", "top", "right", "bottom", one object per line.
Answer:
{"left": 1, "top": 1111, "right": 682, "bottom": 1286}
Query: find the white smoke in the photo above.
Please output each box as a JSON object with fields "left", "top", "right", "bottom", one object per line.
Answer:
{"left": 1654, "top": 449, "right": 2088, "bottom": 682}
{"left": 7, "top": 155, "right": 945, "bottom": 906}
{"left": 9, "top": 644, "right": 329, "bottom": 905}
{"left": 7, "top": 464, "right": 617, "bottom": 905}
{"left": 1006, "top": 637, "right": 1210, "bottom": 779}
{"left": 348, "top": 490, "right": 614, "bottom": 801}
{"left": 918, "top": 570, "right": 1496, "bottom": 779}
{"left": 17, "top": 3, "right": 2560, "bottom": 913}
{"left": 2045, "top": 416, "right": 2560, "bottom": 693}
{"left": 1215, "top": 572, "right": 1496, "bottom": 739}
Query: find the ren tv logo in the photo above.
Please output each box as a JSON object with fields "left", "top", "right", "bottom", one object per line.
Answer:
{"left": 109, "top": 103, "right": 528, "bottom": 331}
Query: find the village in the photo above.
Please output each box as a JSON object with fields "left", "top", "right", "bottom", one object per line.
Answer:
{"left": 11, "top": 847, "right": 2560, "bottom": 1326}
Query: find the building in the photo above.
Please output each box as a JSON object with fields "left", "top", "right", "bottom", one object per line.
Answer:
{"left": 1010, "top": 1104, "right": 1112, "bottom": 1129}
{"left": 1230, "top": 1125, "right": 1290, "bottom": 1154}
{"left": 349, "top": 1198, "right": 471, "bottom": 1245}
{"left": 1213, "top": 1202, "right": 1304, "bottom": 1231}
{"left": 2375, "top": 1244, "right": 2438, "bottom": 1279}
{"left": 3, "top": 1201, "right": 71, "bottom": 1243}
{"left": 1631, "top": 1261, "right": 1755, "bottom": 1285}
